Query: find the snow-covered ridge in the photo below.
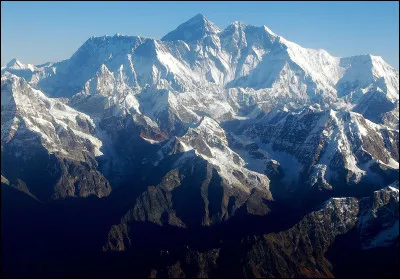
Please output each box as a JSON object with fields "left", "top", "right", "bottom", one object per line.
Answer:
{"left": 233, "top": 106, "right": 398, "bottom": 190}
{"left": 173, "top": 116, "right": 270, "bottom": 193}
{"left": 1, "top": 73, "right": 103, "bottom": 159}
{"left": 3, "top": 15, "right": 397, "bottom": 127}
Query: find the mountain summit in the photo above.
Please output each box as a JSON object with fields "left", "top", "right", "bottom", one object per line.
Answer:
{"left": 162, "top": 13, "right": 221, "bottom": 42}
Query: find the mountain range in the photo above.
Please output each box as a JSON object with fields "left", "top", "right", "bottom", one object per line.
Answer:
{"left": 1, "top": 14, "right": 399, "bottom": 278}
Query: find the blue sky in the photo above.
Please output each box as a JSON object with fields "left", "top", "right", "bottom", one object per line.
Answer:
{"left": 1, "top": 1, "right": 399, "bottom": 68}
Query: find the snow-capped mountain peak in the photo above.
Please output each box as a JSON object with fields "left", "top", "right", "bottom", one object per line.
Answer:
{"left": 6, "top": 58, "right": 36, "bottom": 71}
{"left": 162, "top": 13, "right": 221, "bottom": 43}
{"left": 6, "top": 58, "right": 20, "bottom": 68}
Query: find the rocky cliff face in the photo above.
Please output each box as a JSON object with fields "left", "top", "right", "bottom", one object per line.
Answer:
{"left": 144, "top": 184, "right": 399, "bottom": 278}
{"left": 1, "top": 73, "right": 111, "bottom": 201}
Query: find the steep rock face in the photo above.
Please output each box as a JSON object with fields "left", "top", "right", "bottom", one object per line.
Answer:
{"left": 243, "top": 197, "right": 359, "bottom": 278}
{"left": 1, "top": 73, "right": 111, "bottom": 201}
{"left": 225, "top": 107, "right": 398, "bottom": 198}
{"left": 175, "top": 117, "right": 270, "bottom": 192}
{"left": 1, "top": 73, "right": 103, "bottom": 159}
{"left": 137, "top": 184, "right": 398, "bottom": 278}
{"left": 104, "top": 150, "right": 272, "bottom": 252}
{"left": 102, "top": 118, "right": 273, "bottom": 251}
{"left": 242, "top": 185, "right": 399, "bottom": 278}
{"left": 357, "top": 182, "right": 399, "bottom": 249}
